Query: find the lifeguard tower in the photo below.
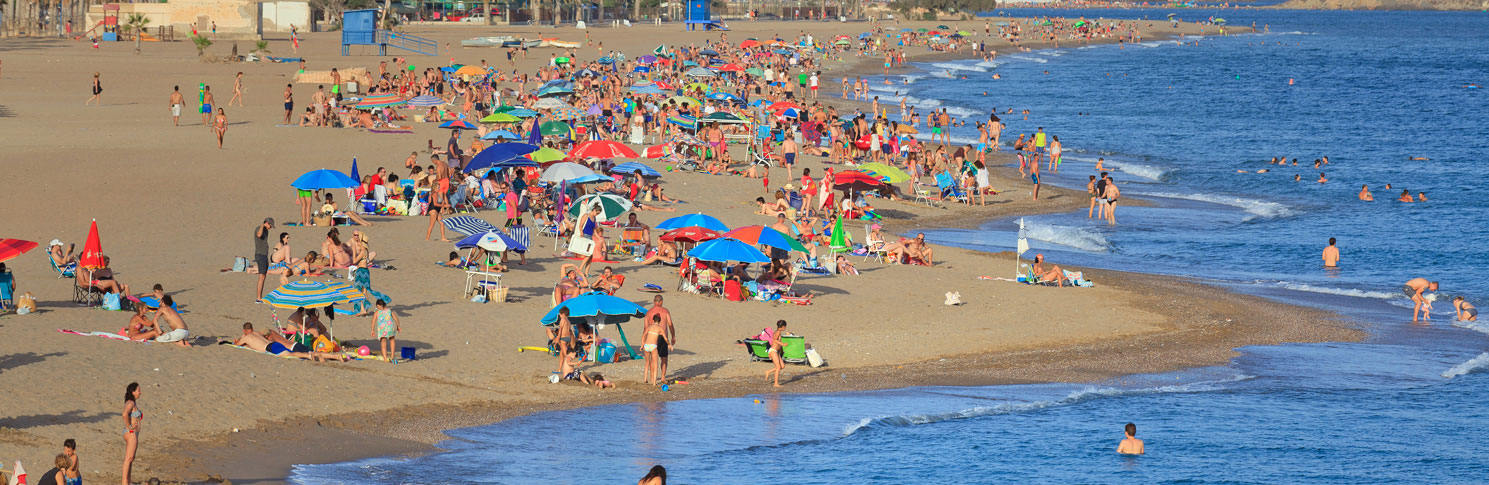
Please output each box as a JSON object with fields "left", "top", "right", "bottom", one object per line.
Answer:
{"left": 341, "top": 8, "right": 435, "bottom": 56}
{"left": 684, "top": 0, "right": 727, "bottom": 31}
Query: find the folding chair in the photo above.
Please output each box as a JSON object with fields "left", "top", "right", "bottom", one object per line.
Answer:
{"left": 50, "top": 257, "right": 76, "bottom": 279}
{"left": 863, "top": 224, "right": 886, "bottom": 263}
{"left": 935, "top": 172, "right": 967, "bottom": 204}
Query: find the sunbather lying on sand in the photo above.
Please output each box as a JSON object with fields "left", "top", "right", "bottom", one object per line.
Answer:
{"left": 233, "top": 322, "right": 346, "bottom": 362}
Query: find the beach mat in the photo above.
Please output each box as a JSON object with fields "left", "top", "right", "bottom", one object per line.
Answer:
{"left": 369, "top": 127, "right": 414, "bottom": 134}
{"left": 564, "top": 256, "right": 622, "bottom": 264}
{"left": 58, "top": 329, "right": 141, "bottom": 341}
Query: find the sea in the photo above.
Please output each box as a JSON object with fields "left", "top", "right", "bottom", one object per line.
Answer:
{"left": 292, "top": 8, "right": 1489, "bottom": 483}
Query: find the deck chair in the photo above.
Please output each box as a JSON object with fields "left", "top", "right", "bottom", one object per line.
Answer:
{"left": 614, "top": 227, "right": 649, "bottom": 258}
{"left": 0, "top": 269, "right": 14, "bottom": 309}
{"left": 1020, "top": 263, "right": 1062, "bottom": 286}
{"left": 935, "top": 172, "right": 967, "bottom": 204}
{"left": 73, "top": 267, "right": 104, "bottom": 306}
{"left": 912, "top": 182, "right": 940, "bottom": 207}
{"left": 50, "top": 257, "right": 76, "bottom": 279}
{"left": 863, "top": 224, "right": 887, "bottom": 263}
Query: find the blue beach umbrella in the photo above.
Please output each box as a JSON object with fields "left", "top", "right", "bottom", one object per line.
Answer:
{"left": 463, "top": 154, "right": 537, "bottom": 173}
{"left": 608, "top": 161, "right": 661, "bottom": 178}
{"left": 291, "top": 169, "right": 358, "bottom": 190}
{"left": 441, "top": 215, "right": 500, "bottom": 236}
{"left": 687, "top": 237, "right": 770, "bottom": 264}
{"left": 507, "top": 108, "right": 539, "bottom": 118}
{"left": 469, "top": 142, "right": 540, "bottom": 172}
{"left": 349, "top": 157, "right": 361, "bottom": 181}
{"left": 482, "top": 130, "right": 521, "bottom": 141}
{"left": 539, "top": 291, "right": 646, "bottom": 326}
{"left": 629, "top": 83, "right": 665, "bottom": 95}
{"left": 706, "top": 92, "right": 742, "bottom": 102}
{"left": 656, "top": 213, "right": 728, "bottom": 232}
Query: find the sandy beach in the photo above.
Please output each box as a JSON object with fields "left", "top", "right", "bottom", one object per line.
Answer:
{"left": 0, "top": 17, "right": 1365, "bottom": 484}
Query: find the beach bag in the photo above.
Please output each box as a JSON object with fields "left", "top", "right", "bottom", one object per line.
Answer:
{"left": 568, "top": 235, "right": 595, "bottom": 257}
{"left": 16, "top": 292, "right": 36, "bottom": 315}
{"left": 102, "top": 292, "right": 122, "bottom": 311}
{"left": 232, "top": 256, "right": 249, "bottom": 272}
{"left": 806, "top": 348, "right": 824, "bottom": 368}
{"left": 313, "top": 213, "right": 333, "bottom": 227}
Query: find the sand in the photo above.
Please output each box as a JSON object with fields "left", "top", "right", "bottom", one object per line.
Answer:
{"left": 0, "top": 18, "right": 1353, "bottom": 485}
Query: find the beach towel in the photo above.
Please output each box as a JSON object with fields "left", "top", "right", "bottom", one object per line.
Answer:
{"left": 58, "top": 329, "right": 141, "bottom": 342}
{"left": 369, "top": 127, "right": 414, "bottom": 134}
{"left": 266, "top": 56, "right": 304, "bottom": 63}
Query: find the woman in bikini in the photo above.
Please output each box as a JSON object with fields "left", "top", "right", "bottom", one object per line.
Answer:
{"left": 425, "top": 173, "right": 452, "bottom": 241}
{"left": 349, "top": 230, "right": 376, "bottom": 267}
{"left": 642, "top": 314, "right": 664, "bottom": 385}
{"left": 323, "top": 193, "right": 373, "bottom": 226}
{"left": 765, "top": 320, "right": 787, "bottom": 387}
{"left": 122, "top": 382, "right": 142, "bottom": 485}
{"left": 321, "top": 230, "right": 352, "bottom": 268}
{"left": 125, "top": 306, "right": 162, "bottom": 341}
{"left": 213, "top": 108, "right": 227, "bottom": 149}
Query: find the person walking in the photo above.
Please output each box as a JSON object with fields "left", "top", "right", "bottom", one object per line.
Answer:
{"left": 122, "top": 382, "right": 142, "bottom": 485}
{"left": 86, "top": 72, "right": 102, "bottom": 106}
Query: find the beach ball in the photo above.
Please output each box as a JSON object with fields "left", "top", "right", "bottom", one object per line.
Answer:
{"left": 357, "top": 345, "right": 371, "bottom": 356}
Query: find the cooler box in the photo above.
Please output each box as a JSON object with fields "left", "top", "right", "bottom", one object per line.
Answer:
{"left": 596, "top": 341, "right": 617, "bottom": 363}
{"left": 361, "top": 199, "right": 377, "bottom": 213}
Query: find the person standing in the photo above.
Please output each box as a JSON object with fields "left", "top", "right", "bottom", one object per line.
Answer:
{"left": 1102, "top": 174, "right": 1120, "bottom": 225}
{"left": 781, "top": 135, "right": 798, "bottom": 179}
{"left": 122, "top": 382, "right": 142, "bottom": 485}
{"left": 200, "top": 85, "right": 215, "bottom": 127}
{"left": 253, "top": 218, "right": 274, "bottom": 303}
{"left": 229, "top": 71, "right": 245, "bottom": 106}
{"left": 212, "top": 108, "right": 227, "bottom": 149}
{"left": 86, "top": 72, "right": 102, "bottom": 106}
{"left": 169, "top": 85, "right": 185, "bottom": 126}
{"left": 1322, "top": 237, "right": 1340, "bottom": 267}
{"left": 283, "top": 83, "right": 294, "bottom": 124}
{"left": 1033, "top": 127, "right": 1048, "bottom": 167}
{"left": 1403, "top": 277, "right": 1439, "bottom": 322}
{"left": 645, "top": 295, "right": 674, "bottom": 384}
{"left": 1029, "top": 152, "right": 1042, "bottom": 201}
{"left": 765, "top": 320, "right": 788, "bottom": 387}
{"left": 311, "top": 85, "right": 327, "bottom": 126}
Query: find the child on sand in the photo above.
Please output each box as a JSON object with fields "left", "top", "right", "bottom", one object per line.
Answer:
{"left": 765, "top": 320, "right": 788, "bottom": 387}
{"left": 371, "top": 299, "right": 401, "bottom": 362}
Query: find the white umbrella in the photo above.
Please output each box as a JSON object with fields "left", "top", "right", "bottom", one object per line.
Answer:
{"left": 533, "top": 98, "right": 570, "bottom": 110}
{"left": 540, "top": 162, "right": 599, "bottom": 183}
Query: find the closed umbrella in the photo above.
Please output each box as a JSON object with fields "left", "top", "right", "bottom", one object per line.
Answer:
{"left": 688, "top": 237, "right": 769, "bottom": 264}
{"left": 291, "top": 169, "right": 358, "bottom": 190}
{"left": 78, "top": 219, "right": 104, "bottom": 270}
{"left": 656, "top": 213, "right": 728, "bottom": 232}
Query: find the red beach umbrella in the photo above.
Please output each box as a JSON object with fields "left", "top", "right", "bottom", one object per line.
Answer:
{"left": 570, "top": 140, "right": 640, "bottom": 159}
{"left": 768, "top": 101, "right": 803, "bottom": 111}
{"left": 717, "top": 63, "right": 745, "bottom": 73}
{"left": 0, "top": 238, "right": 39, "bottom": 264}
{"left": 660, "top": 226, "right": 722, "bottom": 243}
{"left": 833, "top": 170, "right": 885, "bottom": 191}
{"left": 739, "top": 39, "right": 761, "bottom": 49}
{"left": 644, "top": 143, "right": 671, "bottom": 158}
{"left": 78, "top": 219, "right": 105, "bottom": 270}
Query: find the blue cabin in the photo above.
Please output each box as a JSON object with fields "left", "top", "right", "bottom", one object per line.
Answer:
{"left": 684, "top": 0, "right": 728, "bottom": 31}
{"left": 341, "top": 8, "right": 436, "bottom": 56}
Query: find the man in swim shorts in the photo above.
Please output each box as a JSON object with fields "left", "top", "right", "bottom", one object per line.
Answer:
{"left": 1118, "top": 423, "right": 1145, "bottom": 455}
{"left": 152, "top": 296, "right": 191, "bottom": 347}
{"left": 645, "top": 295, "right": 675, "bottom": 382}
{"left": 200, "top": 85, "right": 214, "bottom": 126}
{"left": 1403, "top": 277, "right": 1438, "bottom": 323}
{"left": 169, "top": 85, "right": 184, "bottom": 126}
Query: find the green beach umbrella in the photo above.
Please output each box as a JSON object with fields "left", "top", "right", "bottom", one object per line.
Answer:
{"left": 492, "top": 104, "right": 516, "bottom": 113}
{"left": 857, "top": 162, "right": 911, "bottom": 183}
{"left": 745, "top": 67, "right": 764, "bottom": 76}
{"left": 667, "top": 95, "right": 701, "bottom": 106}
{"left": 829, "top": 217, "right": 850, "bottom": 254}
{"left": 555, "top": 56, "right": 571, "bottom": 65}
{"left": 567, "top": 193, "right": 632, "bottom": 222}
{"left": 539, "top": 121, "right": 573, "bottom": 137}
{"left": 916, "top": 28, "right": 929, "bottom": 33}
{"left": 528, "top": 147, "right": 568, "bottom": 162}
{"left": 936, "top": 24, "right": 950, "bottom": 29}
{"left": 480, "top": 113, "right": 521, "bottom": 124}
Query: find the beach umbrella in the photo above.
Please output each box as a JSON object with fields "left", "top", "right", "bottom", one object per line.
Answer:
{"left": 706, "top": 92, "right": 742, "bottom": 103}
{"left": 454, "top": 65, "right": 485, "bottom": 77}
{"left": 638, "top": 54, "right": 659, "bottom": 65}
{"left": 406, "top": 95, "right": 445, "bottom": 107}
{"left": 480, "top": 113, "right": 522, "bottom": 124}
{"left": 569, "top": 173, "right": 611, "bottom": 184}
{"left": 833, "top": 170, "right": 886, "bottom": 191}
{"left": 550, "top": 104, "right": 585, "bottom": 121}
{"left": 684, "top": 67, "right": 717, "bottom": 78}
{"left": 540, "top": 162, "right": 598, "bottom": 183}
{"left": 349, "top": 157, "right": 361, "bottom": 182}
{"left": 629, "top": 83, "right": 665, "bottom": 94}
{"left": 567, "top": 193, "right": 632, "bottom": 222}
{"left": 539, "top": 121, "right": 574, "bottom": 137}
{"left": 667, "top": 95, "right": 702, "bottom": 107}
{"left": 717, "top": 63, "right": 744, "bottom": 73}
{"left": 739, "top": 39, "right": 760, "bottom": 49}
{"left": 537, "top": 85, "right": 574, "bottom": 98}
{"left": 0, "top": 239, "right": 39, "bottom": 264}
{"left": 585, "top": 104, "right": 603, "bottom": 116}
{"left": 724, "top": 225, "right": 808, "bottom": 253}
{"left": 263, "top": 279, "right": 345, "bottom": 309}
{"left": 528, "top": 147, "right": 569, "bottom": 163}
{"left": 570, "top": 140, "right": 640, "bottom": 159}
{"left": 291, "top": 169, "right": 358, "bottom": 190}
{"left": 857, "top": 162, "right": 912, "bottom": 183}
{"left": 481, "top": 130, "right": 522, "bottom": 141}
{"left": 463, "top": 154, "right": 536, "bottom": 173}
{"left": 745, "top": 67, "right": 764, "bottom": 77}
{"left": 575, "top": 68, "right": 600, "bottom": 77}
{"left": 77, "top": 220, "right": 104, "bottom": 270}
{"left": 768, "top": 101, "right": 803, "bottom": 111}
{"left": 643, "top": 143, "right": 671, "bottom": 158}
{"left": 439, "top": 120, "right": 478, "bottom": 130}
{"left": 703, "top": 112, "right": 748, "bottom": 124}
{"left": 656, "top": 213, "right": 728, "bottom": 232}
{"left": 666, "top": 114, "right": 697, "bottom": 130}
{"left": 493, "top": 104, "right": 517, "bottom": 113}
{"left": 508, "top": 108, "right": 539, "bottom": 118}
{"left": 455, "top": 230, "right": 527, "bottom": 252}
{"left": 688, "top": 237, "right": 769, "bottom": 264}
{"left": 937, "top": 24, "right": 950, "bottom": 29}
{"left": 609, "top": 161, "right": 661, "bottom": 178}
{"left": 833, "top": 39, "right": 850, "bottom": 46}
{"left": 441, "top": 215, "right": 500, "bottom": 236}
{"left": 699, "top": 48, "right": 719, "bottom": 56}
{"left": 354, "top": 93, "right": 406, "bottom": 109}
{"left": 527, "top": 117, "right": 543, "bottom": 145}
{"left": 774, "top": 107, "right": 802, "bottom": 119}
{"left": 539, "top": 291, "right": 646, "bottom": 326}
{"left": 469, "top": 143, "right": 540, "bottom": 171}
{"left": 916, "top": 28, "right": 929, "bottom": 32}
{"left": 532, "top": 98, "right": 569, "bottom": 110}
{"left": 685, "top": 83, "right": 713, "bottom": 94}
{"left": 660, "top": 226, "right": 721, "bottom": 243}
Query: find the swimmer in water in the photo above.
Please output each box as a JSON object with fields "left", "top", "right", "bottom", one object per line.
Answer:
{"left": 992, "top": 73, "right": 1001, "bottom": 79}
{"left": 1454, "top": 296, "right": 1478, "bottom": 322}
{"left": 1417, "top": 192, "right": 1427, "bottom": 202}
{"left": 1359, "top": 184, "right": 1374, "bottom": 201}
{"left": 1397, "top": 189, "right": 1413, "bottom": 202}
{"left": 1317, "top": 172, "right": 1327, "bottom": 183}
{"left": 1294, "top": 174, "right": 1301, "bottom": 181}
{"left": 1403, "top": 277, "right": 1438, "bottom": 322}
{"left": 1408, "top": 156, "right": 1430, "bottom": 161}
{"left": 1118, "top": 423, "right": 1145, "bottom": 455}
{"left": 1322, "top": 237, "right": 1339, "bottom": 267}
{"left": 1095, "top": 157, "right": 1104, "bottom": 171}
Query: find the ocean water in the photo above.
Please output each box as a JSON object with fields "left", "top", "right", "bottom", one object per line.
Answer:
{"left": 293, "top": 10, "right": 1489, "bottom": 483}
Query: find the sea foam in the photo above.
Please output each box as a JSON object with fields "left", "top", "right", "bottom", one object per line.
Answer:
{"left": 1442, "top": 352, "right": 1489, "bottom": 379}
{"left": 1144, "top": 191, "right": 1295, "bottom": 220}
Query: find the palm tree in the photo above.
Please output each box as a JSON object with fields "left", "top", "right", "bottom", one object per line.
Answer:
{"left": 192, "top": 34, "right": 213, "bottom": 59}
{"left": 125, "top": 13, "right": 149, "bottom": 55}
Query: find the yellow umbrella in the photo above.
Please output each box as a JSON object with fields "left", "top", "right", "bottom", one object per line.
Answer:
{"left": 858, "top": 162, "right": 912, "bottom": 183}
{"left": 455, "top": 65, "right": 486, "bottom": 77}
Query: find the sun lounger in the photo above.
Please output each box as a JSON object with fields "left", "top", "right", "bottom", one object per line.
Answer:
{"left": 50, "top": 257, "right": 76, "bottom": 279}
{"left": 738, "top": 335, "right": 807, "bottom": 364}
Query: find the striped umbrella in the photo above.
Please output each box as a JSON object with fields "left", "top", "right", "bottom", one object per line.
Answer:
{"left": 441, "top": 215, "right": 500, "bottom": 236}
{"left": 550, "top": 105, "right": 584, "bottom": 120}
{"left": 570, "top": 140, "right": 640, "bottom": 159}
{"left": 567, "top": 193, "right": 632, "bottom": 222}
{"left": 263, "top": 280, "right": 346, "bottom": 309}
{"left": 354, "top": 93, "right": 405, "bottom": 109}
{"left": 439, "top": 120, "right": 479, "bottom": 130}
{"left": 322, "top": 279, "right": 368, "bottom": 305}
{"left": 666, "top": 114, "right": 697, "bottom": 130}
{"left": 0, "top": 238, "right": 39, "bottom": 264}
{"left": 406, "top": 95, "right": 445, "bottom": 107}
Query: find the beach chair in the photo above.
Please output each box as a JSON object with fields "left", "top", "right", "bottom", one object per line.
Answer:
{"left": 615, "top": 227, "right": 649, "bottom": 258}
{"left": 72, "top": 267, "right": 103, "bottom": 306}
{"left": 1020, "top": 263, "right": 1062, "bottom": 287}
{"left": 50, "top": 256, "right": 76, "bottom": 279}
{"left": 0, "top": 269, "right": 14, "bottom": 309}
{"left": 935, "top": 172, "right": 967, "bottom": 204}
{"left": 863, "top": 224, "right": 886, "bottom": 263}
{"left": 739, "top": 336, "right": 807, "bottom": 364}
